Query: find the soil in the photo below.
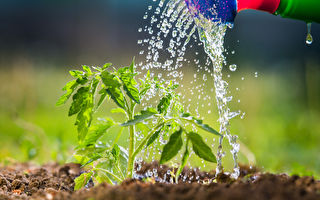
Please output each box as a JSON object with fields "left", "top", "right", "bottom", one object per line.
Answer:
{"left": 0, "top": 161, "right": 319, "bottom": 200}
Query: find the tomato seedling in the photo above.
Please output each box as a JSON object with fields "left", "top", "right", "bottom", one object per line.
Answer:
{"left": 57, "top": 59, "right": 221, "bottom": 189}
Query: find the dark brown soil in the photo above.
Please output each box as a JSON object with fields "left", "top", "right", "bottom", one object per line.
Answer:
{"left": 0, "top": 162, "right": 319, "bottom": 200}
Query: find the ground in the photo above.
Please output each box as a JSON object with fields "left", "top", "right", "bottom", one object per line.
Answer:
{"left": 0, "top": 162, "right": 319, "bottom": 200}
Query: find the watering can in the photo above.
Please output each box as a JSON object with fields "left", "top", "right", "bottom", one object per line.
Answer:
{"left": 184, "top": 0, "right": 320, "bottom": 24}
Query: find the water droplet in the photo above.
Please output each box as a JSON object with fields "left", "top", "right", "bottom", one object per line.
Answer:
{"left": 306, "top": 23, "right": 313, "bottom": 45}
{"left": 229, "top": 64, "right": 237, "bottom": 72}
{"left": 240, "top": 112, "right": 246, "bottom": 119}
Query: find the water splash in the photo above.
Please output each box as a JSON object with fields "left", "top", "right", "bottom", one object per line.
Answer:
{"left": 193, "top": 13, "right": 240, "bottom": 178}
{"left": 137, "top": 0, "right": 241, "bottom": 179}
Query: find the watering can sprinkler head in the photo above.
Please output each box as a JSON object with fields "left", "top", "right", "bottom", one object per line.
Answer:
{"left": 184, "top": 0, "right": 237, "bottom": 24}
{"left": 184, "top": 0, "right": 281, "bottom": 24}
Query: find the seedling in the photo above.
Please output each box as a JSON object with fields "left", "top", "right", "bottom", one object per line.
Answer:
{"left": 57, "top": 59, "right": 221, "bottom": 189}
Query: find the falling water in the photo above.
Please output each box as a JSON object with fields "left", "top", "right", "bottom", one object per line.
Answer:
{"left": 306, "top": 23, "right": 313, "bottom": 45}
{"left": 137, "top": 0, "right": 241, "bottom": 179}
{"left": 194, "top": 15, "right": 240, "bottom": 178}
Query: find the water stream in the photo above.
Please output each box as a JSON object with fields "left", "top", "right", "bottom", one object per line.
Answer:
{"left": 137, "top": 0, "right": 240, "bottom": 179}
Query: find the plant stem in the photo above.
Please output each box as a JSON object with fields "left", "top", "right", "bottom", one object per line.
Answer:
{"left": 126, "top": 124, "right": 135, "bottom": 178}
{"left": 116, "top": 164, "right": 125, "bottom": 180}
{"left": 126, "top": 101, "right": 136, "bottom": 178}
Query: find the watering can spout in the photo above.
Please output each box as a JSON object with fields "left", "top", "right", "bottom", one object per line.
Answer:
{"left": 185, "top": 0, "right": 320, "bottom": 24}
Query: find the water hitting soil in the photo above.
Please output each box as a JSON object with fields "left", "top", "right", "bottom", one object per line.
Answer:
{"left": 136, "top": 0, "right": 241, "bottom": 178}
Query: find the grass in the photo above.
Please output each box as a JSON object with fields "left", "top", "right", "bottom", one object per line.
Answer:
{"left": 0, "top": 64, "right": 319, "bottom": 178}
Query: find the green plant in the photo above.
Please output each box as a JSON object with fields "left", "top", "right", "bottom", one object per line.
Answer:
{"left": 57, "top": 59, "right": 221, "bottom": 189}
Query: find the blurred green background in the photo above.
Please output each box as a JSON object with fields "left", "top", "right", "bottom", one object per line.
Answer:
{"left": 0, "top": 0, "right": 319, "bottom": 178}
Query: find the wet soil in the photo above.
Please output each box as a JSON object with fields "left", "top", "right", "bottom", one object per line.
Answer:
{"left": 0, "top": 162, "right": 319, "bottom": 200}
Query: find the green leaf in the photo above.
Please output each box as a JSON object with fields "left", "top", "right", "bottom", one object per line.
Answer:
{"left": 129, "top": 57, "right": 135, "bottom": 73}
{"left": 82, "top": 65, "right": 92, "bottom": 75}
{"left": 119, "top": 69, "right": 140, "bottom": 104}
{"left": 74, "top": 172, "right": 93, "bottom": 191}
{"left": 76, "top": 107, "right": 93, "bottom": 142}
{"left": 106, "top": 88, "right": 126, "bottom": 109}
{"left": 101, "top": 70, "right": 121, "bottom": 87}
{"left": 146, "top": 129, "right": 161, "bottom": 148}
{"left": 81, "top": 118, "right": 114, "bottom": 147}
{"left": 102, "top": 63, "right": 112, "bottom": 70}
{"left": 73, "top": 154, "right": 91, "bottom": 166}
{"left": 96, "top": 89, "right": 108, "bottom": 109}
{"left": 94, "top": 170, "right": 113, "bottom": 185}
{"left": 181, "top": 113, "right": 221, "bottom": 136}
{"left": 112, "top": 144, "right": 120, "bottom": 162}
{"left": 72, "top": 87, "right": 94, "bottom": 141}
{"left": 123, "top": 81, "right": 140, "bottom": 104}
{"left": 56, "top": 80, "right": 79, "bottom": 106}
{"left": 81, "top": 154, "right": 102, "bottom": 167}
{"left": 69, "top": 87, "right": 90, "bottom": 116}
{"left": 70, "top": 70, "right": 84, "bottom": 78}
{"left": 157, "top": 94, "right": 172, "bottom": 114}
{"left": 111, "top": 108, "right": 127, "bottom": 115}
{"left": 121, "top": 108, "right": 158, "bottom": 126}
{"left": 101, "top": 70, "right": 126, "bottom": 109}
{"left": 160, "top": 128, "right": 183, "bottom": 164}
{"left": 188, "top": 132, "right": 216, "bottom": 163}
{"left": 175, "top": 140, "right": 189, "bottom": 183}
{"left": 76, "top": 77, "right": 89, "bottom": 85}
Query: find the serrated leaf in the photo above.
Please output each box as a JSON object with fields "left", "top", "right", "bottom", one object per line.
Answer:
{"left": 101, "top": 70, "right": 122, "bottom": 87}
{"left": 188, "top": 132, "right": 216, "bottom": 163}
{"left": 181, "top": 113, "right": 221, "bottom": 136}
{"left": 146, "top": 129, "right": 161, "bottom": 148}
{"left": 101, "top": 70, "right": 126, "bottom": 109}
{"left": 56, "top": 80, "right": 79, "bottom": 106}
{"left": 139, "top": 84, "right": 151, "bottom": 96}
{"left": 73, "top": 89, "right": 94, "bottom": 142}
{"left": 112, "top": 144, "right": 120, "bottom": 162}
{"left": 121, "top": 108, "right": 158, "bottom": 126}
{"left": 76, "top": 77, "right": 89, "bottom": 85}
{"left": 119, "top": 70, "right": 140, "bottom": 104}
{"left": 102, "top": 63, "right": 112, "bottom": 70}
{"left": 123, "top": 82, "right": 140, "bottom": 104}
{"left": 74, "top": 172, "right": 93, "bottom": 191}
{"left": 157, "top": 94, "right": 172, "bottom": 114}
{"left": 106, "top": 88, "right": 126, "bottom": 109}
{"left": 76, "top": 108, "right": 93, "bottom": 142}
{"left": 69, "top": 87, "right": 90, "bottom": 116}
{"left": 82, "top": 65, "right": 92, "bottom": 75}
{"left": 160, "top": 128, "right": 183, "bottom": 164}
{"left": 96, "top": 89, "right": 108, "bottom": 109}
{"left": 81, "top": 118, "right": 114, "bottom": 147}
{"left": 70, "top": 70, "right": 84, "bottom": 78}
